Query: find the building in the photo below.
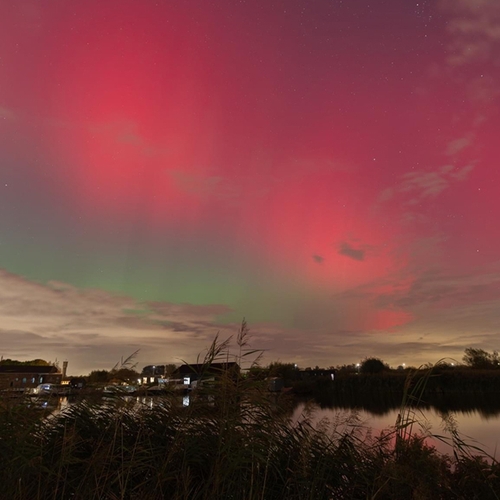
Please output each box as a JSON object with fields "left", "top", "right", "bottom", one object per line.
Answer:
{"left": 140, "top": 362, "right": 240, "bottom": 388}
{"left": 172, "top": 362, "right": 240, "bottom": 389}
{"left": 0, "top": 365, "right": 62, "bottom": 391}
{"left": 141, "top": 365, "right": 167, "bottom": 385}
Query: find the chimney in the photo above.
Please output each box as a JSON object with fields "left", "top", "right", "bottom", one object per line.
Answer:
{"left": 62, "top": 360, "right": 68, "bottom": 379}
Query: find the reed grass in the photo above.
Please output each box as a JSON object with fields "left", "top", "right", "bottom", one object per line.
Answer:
{"left": 1, "top": 332, "right": 499, "bottom": 499}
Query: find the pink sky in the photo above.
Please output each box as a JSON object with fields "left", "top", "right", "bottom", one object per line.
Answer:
{"left": 0, "top": 0, "right": 499, "bottom": 374}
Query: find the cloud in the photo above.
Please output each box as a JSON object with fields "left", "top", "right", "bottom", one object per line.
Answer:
{"left": 401, "top": 169, "right": 451, "bottom": 198}
{"left": 438, "top": 0, "right": 500, "bottom": 125}
{"left": 323, "top": 262, "right": 500, "bottom": 366}
{"left": 446, "top": 136, "right": 472, "bottom": 156}
{"left": 368, "top": 265, "right": 500, "bottom": 360}
{"left": 380, "top": 163, "right": 475, "bottom": 204}
{"left": 2, "top": 261, "right": 499, "bottom": 374}
{"left": 312, "top": 254, "right": 324, "bottom": 264}
{"left": 440, "top": 0, "right": 500, "bottom": 67}
{"left": 0, "top": 269, "right": 239, "bottom": 374}
{"left": 376, "top": 266, "right": 500, "bottom": 312}
{"left": 147, "top": 302, "right": 232, "bottom": 324}
{"left": 338, "top": 242, "right": 365, "bottom": 261}
{"left": 451, "top": 164, "right": 475, "bottom": 181}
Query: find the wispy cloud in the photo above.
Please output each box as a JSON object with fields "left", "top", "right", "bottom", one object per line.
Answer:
{"left": 379, "top": 163, "right": 475, "bottom": 205}
{"left": 441, "top": 0, "right": 500, "bottom": 67}
{"left": 375, "top": 266, "right": 500, "bottom": 311}
{"left": 439, "top": 0, "right": 500, "bottom": 107}
{"left": 446, "top": 136, "right": 472, "bottom": 156}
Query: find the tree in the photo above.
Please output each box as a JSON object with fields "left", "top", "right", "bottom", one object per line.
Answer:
{"left": 247, "top": 365, "right": 269, "bottom": 381}
{"left": 463, "top": 348, "right": 498, "bottom": 369}
{"left": 86, "top": 370, "right": 110, "bottom": 384}
{"left": 164, "top": 364, "right": 177, "bottom": 377}
{"left": 360, "top": 357, "right": 387, "bottom": 374}
{"left": 0, "top": 358, "right": 51, "bottom": 366}
{"left": 268, "top": 362, "right": 299, "bottom": 385}
{"left": 335, "top": 364, "right": 357, "bottom": 374}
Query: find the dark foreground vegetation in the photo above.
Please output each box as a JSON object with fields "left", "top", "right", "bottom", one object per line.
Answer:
{"left": 1, "top": 333, "right": 500, "bottom": 499}
{"left": 2, "top": 395, "right": 500, "bottom": 500}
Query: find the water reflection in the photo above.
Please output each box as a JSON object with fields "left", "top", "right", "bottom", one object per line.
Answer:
{"left": 313, "top": 390, "right": 500, "bottom": 418}
{"left": 293, "top": 400, "right": 500, "bottom": 461}
{"left": 32, "top": 392, "right": 500, "bottom": 461}
{"left": 24, "top": 395, "right": 72, "bottom": 415}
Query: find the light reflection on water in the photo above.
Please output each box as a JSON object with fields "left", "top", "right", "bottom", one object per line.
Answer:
{"left": 42, "top": 395, "right": 500, "bottom": 460}
{"left": 292, "top": 402, "right": 500, "bottom": 460}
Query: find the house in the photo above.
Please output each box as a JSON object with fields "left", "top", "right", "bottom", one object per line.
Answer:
{"left": 138, "top": 362, "right": 240, "bottom": 389}
{"left": 140, "top": 365, "right": 167, "bottom": 386}
{"left": 0, "top": 365, "right": 62, "bottom": 391}
{"left": 170, "top": 362, "right": 240, "bottom": 390}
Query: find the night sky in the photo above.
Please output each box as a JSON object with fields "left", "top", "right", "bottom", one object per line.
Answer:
{"left": 1, "top": 0, "right": 499, "bottom": 374}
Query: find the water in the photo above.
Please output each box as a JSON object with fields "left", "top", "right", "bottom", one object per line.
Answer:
{"left": 292, "top": 402, "right": 500, "bottom": 460}
{"left": 41, "top": 394, "right": 500, "bottom": 460}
